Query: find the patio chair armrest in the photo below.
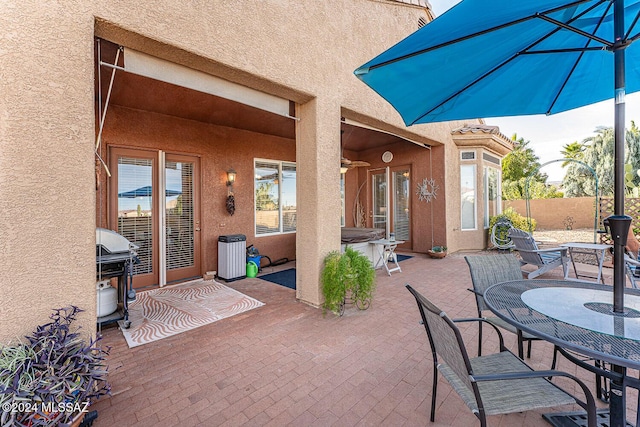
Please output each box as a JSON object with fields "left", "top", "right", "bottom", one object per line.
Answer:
{"left": 452, "top": 317, "right": 505, "bottom": 349}
{"left": 517, "top": 247, "right": 568, "bottom": 255}
{"left": 474, "top": 368, "right": 596, "bottom": 415}
{"left": 625, "top": 254, "right": 640, "bottom": 267}
{"left": 553, "top": 345, "right": 623, "bottom": 382}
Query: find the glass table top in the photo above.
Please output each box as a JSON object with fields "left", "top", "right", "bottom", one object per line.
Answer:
{"left": 522, "top": 287, "right": 640, "bottom": 341}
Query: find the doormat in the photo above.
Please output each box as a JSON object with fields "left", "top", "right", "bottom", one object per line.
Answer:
{"left": 258, "top": 268, "right": 296, "bottom": 290}
{"left": 118, "top": 279, "right": 264, "bottom": 348}
{"left": 396, "top": 254, "right": 413, "bottom": 262}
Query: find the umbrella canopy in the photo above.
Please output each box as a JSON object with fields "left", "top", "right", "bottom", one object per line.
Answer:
{"left": 118, "top": 186, "right": 182, "bottom": 198}
{"left": 355, "top": 0, "right": 640, "bottom": 126}
{"left": 355, "top": 0, "right": 639, "bottom": 315}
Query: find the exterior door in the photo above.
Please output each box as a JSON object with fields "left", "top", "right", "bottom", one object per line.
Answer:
{"left": 164, "top": 154, "right": 201, "bottom": 284}
{"left": 369, "top": 166, "right": 411, "bottom": 249}
{"left": 110, "top": 148, "right": 200, "bottom": 288}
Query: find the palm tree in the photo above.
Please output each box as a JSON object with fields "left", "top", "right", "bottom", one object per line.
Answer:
{"left": 560, "top": 141, "right": 585, "bottom": 168}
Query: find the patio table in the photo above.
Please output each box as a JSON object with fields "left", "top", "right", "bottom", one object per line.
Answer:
{"left": 560, "top": 242, "right": 611, "bottom": 284}
{"left": 370, "top": 238, "right": 404, "bottom": 276}
{"left": 484, "top": 279, "right": 640, "bottom": 427}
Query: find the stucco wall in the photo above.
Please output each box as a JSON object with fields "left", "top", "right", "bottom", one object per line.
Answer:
{"left": 0, "top": 3, "right": 96, "bottom": 340}
{"left": 504, "top": 197, "right": 599, "bottom": 230}
{"left": 1, "top": 0, "right": 480, "bottom": 340}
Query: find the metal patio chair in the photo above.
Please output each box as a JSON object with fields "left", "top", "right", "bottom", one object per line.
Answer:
{"left": 405, "top": 284, "right": 596, "bottom": 427}
{"left": 465, "top": 254, "right": 540, "bottom": 359}
{"left": 624, "top": 226, "right": 640, "bottom": 289}
{"left": 508, "top": 228, "right": 569, "bottom": 279}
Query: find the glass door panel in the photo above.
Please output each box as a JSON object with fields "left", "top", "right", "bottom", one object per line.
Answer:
{"left": 371, "top": 171, "right": 388, "bottom": 233}
{"left": 165, "top": 160, "right": 193, "bottom": 271}
{"left": 393, "top": 168, "right": 410, "bottom": 243}
{"left": 114, "top": 150, "right": 157, "bottom": 288}
{"left": 165, "top": 155, "right": 200, "bottom": 283}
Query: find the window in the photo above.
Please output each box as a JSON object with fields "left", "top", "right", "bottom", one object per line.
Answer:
{"left": 255, "top": 159, "right": 296, "bottom": 235}
{"left": 484, "top": 166, "right": 501, "bottom": 228}
{"left": 461, "top": 164, "right": 476, "bottom": 230}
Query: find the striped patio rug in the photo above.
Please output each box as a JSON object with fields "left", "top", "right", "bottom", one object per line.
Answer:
{"left": 119, "top": 279, "right": 264, "bottom": 348}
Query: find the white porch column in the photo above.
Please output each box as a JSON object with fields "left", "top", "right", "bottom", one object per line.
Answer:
{"left": 295, "top": 98, "right": 341, "bottom": 306}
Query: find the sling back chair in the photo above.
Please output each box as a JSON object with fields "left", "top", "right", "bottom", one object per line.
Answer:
{"left": 508, "top": 228, "right": 569, "bottom": 279}
{"left": 406, "top": 284, "right": 596, "bottom": 427}
{"left": 465, "top": 254, "right": 540, "bottom": 359}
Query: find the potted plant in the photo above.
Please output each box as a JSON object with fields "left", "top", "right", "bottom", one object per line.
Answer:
{"left": 428, "top": 245, "right": 448, "bottom": 259}
{"left": 321, "top": 247, "right": 376, "bottom": 316}
{"left": 0, "top": 306, "right": 110, "bottom": 427}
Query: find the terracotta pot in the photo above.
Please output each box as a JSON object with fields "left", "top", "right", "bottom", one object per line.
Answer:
{"left": 428, "top": 250, "right": 447, "bottom": 259}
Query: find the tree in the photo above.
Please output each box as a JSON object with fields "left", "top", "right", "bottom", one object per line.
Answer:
{"left": 501, "top": 134, "right": 560, "bottom": 200}
{"left": 502, "top": 177, "right": 563, "bottom": 200}
{"left": 560, "top": 141, "right": 585, "bottom": 167}
{"left": 255, "top": 182, "right": 277, "bottom": 210}
{"left": 502, "top": 134, "right": 547, "bottom": 183}
{"left": 562, "top": 122, "right": 640, "bottom": 197}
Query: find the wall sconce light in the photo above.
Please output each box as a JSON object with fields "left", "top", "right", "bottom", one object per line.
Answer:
{"left": 226, "top": 168, "right": 236, "bottom": 216}
{"left": 226, "top": 168, "right": 237, "bottom": 187}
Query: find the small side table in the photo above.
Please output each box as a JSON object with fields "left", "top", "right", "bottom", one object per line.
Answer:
{"left": 560, "top": 242, "right": 611, "bottom": 284}
{"left": 370, "top": 239, "right": 404, "bottom": 276}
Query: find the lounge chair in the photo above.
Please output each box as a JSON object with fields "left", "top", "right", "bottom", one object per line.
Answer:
{"left": 405, "top": 284, "right": 596, "bottom": 427}
{"left": 508, "top": 228, "right": 569, "bottom": 279}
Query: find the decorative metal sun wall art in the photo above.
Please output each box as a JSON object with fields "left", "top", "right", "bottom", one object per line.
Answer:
{"left": 417, "top": 178, "right": 438, "bottom": 203}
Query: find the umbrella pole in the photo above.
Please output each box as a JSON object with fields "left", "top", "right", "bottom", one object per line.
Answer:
{"left": 607, "top": 3, "right": 632, "bottom": 427}
{"left": 612, "top": 0, "right": 628, "bottom": 315}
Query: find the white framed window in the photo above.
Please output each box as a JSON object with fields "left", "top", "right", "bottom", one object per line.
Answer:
{"left": 460, "top": 151, "right": 476, "bottom": 161}
{"left": 484, "top": 166, "right": 501, "bottom": 228}
{"left": 254, "top": 159, "right": 296, "bottom": 235}
{"left": 461, "top": 164, "right": 477, "bottom": 230}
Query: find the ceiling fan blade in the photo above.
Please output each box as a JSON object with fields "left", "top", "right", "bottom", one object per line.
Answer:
{"left": 350, "top": 160, "right": 371, "bottom": 168}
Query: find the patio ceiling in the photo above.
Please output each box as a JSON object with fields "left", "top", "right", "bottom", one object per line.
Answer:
{"left": 96, "top": 40, "right": 412, "bottom": 153}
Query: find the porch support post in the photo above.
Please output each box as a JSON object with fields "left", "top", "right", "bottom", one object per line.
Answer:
{"left": 295, "top": 98, "right": 342, "bottom": 307}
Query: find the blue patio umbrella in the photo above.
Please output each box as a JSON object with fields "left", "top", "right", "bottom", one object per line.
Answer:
{"left": 118, "top": 186, "right": 181, "bottom": 198}
{"left": 357, "top": 4, "right": 640, "bottom": 424}
{"left": 355, "top": 0, "right": 640, "bottom": 313}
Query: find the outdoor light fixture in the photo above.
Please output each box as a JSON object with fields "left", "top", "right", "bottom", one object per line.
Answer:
{"left": 226, "top": 168, "right": 237, "bottom": 187}
{"left": 225, "top": 168, "right": 236, "bottom": 216}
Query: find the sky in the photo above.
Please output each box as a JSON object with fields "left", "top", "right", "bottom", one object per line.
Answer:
{"left": 428, "top": 0, "right": 640, "bottom": 181}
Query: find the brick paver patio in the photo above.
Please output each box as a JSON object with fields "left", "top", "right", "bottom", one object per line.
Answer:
{"left": 91, "top": 251, "right": 637, "bottom": 426}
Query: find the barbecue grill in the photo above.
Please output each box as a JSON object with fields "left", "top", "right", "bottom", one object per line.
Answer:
{"left": 96, "top": 228, "right": 139, "bottom": 328}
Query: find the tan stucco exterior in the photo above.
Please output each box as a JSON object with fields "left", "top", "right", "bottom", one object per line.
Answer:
{"left": 0, "top": 1, "right": 511, "bottom": 341}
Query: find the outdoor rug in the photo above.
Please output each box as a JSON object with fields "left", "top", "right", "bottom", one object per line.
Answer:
{"left": 118, "top": 279, "right": 264, "bottom": 348}
{"left": 258, "top": 268, "right": 296, "bottom": 290}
